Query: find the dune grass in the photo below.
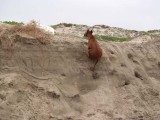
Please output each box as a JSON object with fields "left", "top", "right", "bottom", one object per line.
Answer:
{"left": 0, "top": 20, "right": 52, "bottom": 49}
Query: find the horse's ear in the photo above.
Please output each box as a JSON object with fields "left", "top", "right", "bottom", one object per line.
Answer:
{"left": 90, "top": 30, "right": 93, "bottom": 33}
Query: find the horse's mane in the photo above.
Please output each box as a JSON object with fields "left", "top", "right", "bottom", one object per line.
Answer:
{"left": 89, "top": 34, "right": 96, "bottom": 42}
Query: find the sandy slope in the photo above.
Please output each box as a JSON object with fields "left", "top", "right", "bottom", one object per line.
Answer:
{"left": 0, "top": 24, "right": 160, "bottom": 120}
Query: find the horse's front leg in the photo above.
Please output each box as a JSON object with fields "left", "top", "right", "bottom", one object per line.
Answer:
{"left": 83, "top": 44, "right": 90, "bottom": 57}
{"left": 86, "top": 50, "right": 90, "bottom": 57}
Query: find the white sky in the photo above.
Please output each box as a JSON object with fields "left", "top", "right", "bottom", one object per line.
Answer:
{"left": 0, "top": 0, "right": 160, "bottom": 30}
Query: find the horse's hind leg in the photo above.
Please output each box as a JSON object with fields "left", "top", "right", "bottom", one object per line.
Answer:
{"left": 90, "top": 58, "right": 99, "bottom": 71}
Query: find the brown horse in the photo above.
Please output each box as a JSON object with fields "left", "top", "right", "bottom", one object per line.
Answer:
{"left": 84, "top": 29, "right": 102, "bottom": 71}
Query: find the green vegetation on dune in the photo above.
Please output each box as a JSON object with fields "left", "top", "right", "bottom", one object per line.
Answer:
{"left": 1, "top": 21, "right": 24, "bottom": 25}
{"left": 51, "top": 24, "right": 59, "bottom": 29}
{"left": 51, "top": 23, "right": 76, "bottom": 29}
{"left": 95, "top": 35, "right": 130, "bottom": 42}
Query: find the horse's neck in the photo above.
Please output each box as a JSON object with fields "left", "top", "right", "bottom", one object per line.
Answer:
{"left": 88, "top": 35, "right": 95, "bottom": 41}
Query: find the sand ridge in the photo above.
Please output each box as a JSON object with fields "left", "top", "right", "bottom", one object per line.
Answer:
{"left": 0, "top": 23, "right": 160, "bottom": 120}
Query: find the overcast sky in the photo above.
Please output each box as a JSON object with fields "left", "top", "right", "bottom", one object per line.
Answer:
{"left": 0, "top": 0, "right": 160, "bottom": 30}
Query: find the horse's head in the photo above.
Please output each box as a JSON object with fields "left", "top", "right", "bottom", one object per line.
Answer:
{"left": 84, "top": 29, "right": 93, "bottom": 37}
